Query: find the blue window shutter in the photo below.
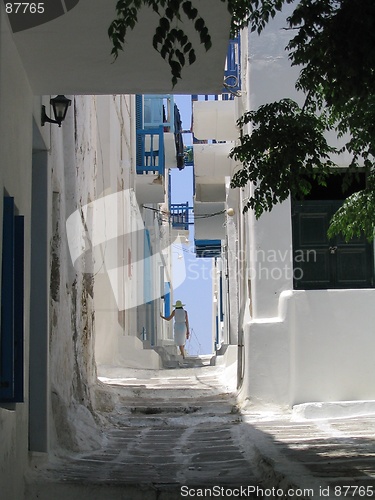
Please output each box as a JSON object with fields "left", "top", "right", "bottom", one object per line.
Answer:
{"left": 136, "top": 95, "right": 143, "bottom": 169}
{"left": 13, "top": 215, "right": 24, "bottom": 402}
{"left": 1, "top": 197, "right": 15, "bottom": 400}
{"left": 0, "top": 197, "right": 24, "bottom": 402}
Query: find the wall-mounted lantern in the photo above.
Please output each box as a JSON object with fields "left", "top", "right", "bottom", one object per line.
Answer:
{"left": 41, "top": 95, "right": 71, "bottom": 127}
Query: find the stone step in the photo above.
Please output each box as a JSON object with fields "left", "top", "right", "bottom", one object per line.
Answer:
{"left": 25, "top": 366, "right": 261, "bottom": 499}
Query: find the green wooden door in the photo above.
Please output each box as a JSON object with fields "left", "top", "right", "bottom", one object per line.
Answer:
{"left": 292, "top": 200, "right": 374, "bottom": 289}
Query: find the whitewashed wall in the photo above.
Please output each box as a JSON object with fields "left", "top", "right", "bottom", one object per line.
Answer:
{"left": 241, "top": 290, "right": 375, "bottom": 406}
{"left": 0, "top": 7, "right": 34, "bottom": 498}
{"left": 48, "top": 95, "right": 104, "bottom": 452}
{"left": 91, "top": 96, "right": 162, "bottom": 370}
{"left": 236, "top": 6, "right": 375, "bottom": 407}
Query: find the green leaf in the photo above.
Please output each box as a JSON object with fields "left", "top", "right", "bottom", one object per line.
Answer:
{"left": 188, "top": 49, "right": 196, "bottom": 65}
{"left": 159, "top": 17, "right": 170, "bottom": 31}
{"left": 153, "top": 34, "right": 163, "bottom": 50}
{"left": 195, "top": 17, "right": 204, "bottom": 31}
{"left": 175, "top": 49, "right": 185, "bottom": 66}
{"left": 165, "top": 7, "right": 174, "bottom": 19}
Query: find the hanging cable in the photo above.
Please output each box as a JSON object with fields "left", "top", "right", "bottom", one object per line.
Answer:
{"left": 142, "top": 204, "right": 226, "bottom": 221}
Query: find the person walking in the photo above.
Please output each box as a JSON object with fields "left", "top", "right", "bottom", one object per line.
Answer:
{"left": 160, "top": 300, "right": 189, "bottom": 359}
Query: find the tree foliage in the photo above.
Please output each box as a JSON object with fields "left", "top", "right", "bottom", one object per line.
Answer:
{"left": 230, "top": 0, "right": 375, "bottom": 241}
{"left": 230, "top": 99, "right": 336, "bottom": 217}
{"left": 109, "top": 0, "right": 375, "bottom": 240}
{"left": 328, "top": 176, "right": 375, "bottom": 242}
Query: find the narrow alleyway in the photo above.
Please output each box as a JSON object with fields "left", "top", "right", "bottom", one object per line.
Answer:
{"left": 24, "top": 359, "right": 262, "bottom": 500}
{"left": 23, "top": 357, "right": 375, "bottom": 500}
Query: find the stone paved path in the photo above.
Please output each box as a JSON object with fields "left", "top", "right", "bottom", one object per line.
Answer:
{"left": 24, "top": 361, "right": 375, "bottom": 500}
{"left": 25, "top": 362, "right": 261, "bottom": 500}
{"left": 242, "top": 412, "right": 375, "bottom": 500}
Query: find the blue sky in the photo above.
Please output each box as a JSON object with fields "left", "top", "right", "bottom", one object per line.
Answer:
{"left": 170, "top": 95, "right": 214, "bottom": 356}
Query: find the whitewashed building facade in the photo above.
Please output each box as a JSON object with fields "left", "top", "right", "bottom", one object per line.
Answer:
{"left": 0, "top": 2, "right": 231, "bottom": 498}
{"left": 194, "top": 8, "right": 375, "bottom": 408}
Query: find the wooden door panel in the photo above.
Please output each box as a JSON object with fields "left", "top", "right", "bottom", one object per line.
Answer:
{"left": 292, "top": 200, "right": 374, "bottom": 289}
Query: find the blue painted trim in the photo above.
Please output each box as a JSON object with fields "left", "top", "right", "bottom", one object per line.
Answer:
{"left": 164, "top": 282, "right": 171, "bottom": 317}
{"left": 219, "top": 273, "right": 224, "bottom": 323}
{"left": 195, "top": 239, "right": 221, "bottom": 246}
{"left": 136, "top": 126, "right": 165, "bottom": 175}
{"left": 215, "top": 313, "right": 219, "bottom": 350}
{"left": 143, "top": 229, "right": 152, "bottom": 304}
{"left": 195, "top": 239, "right": 221, "bottom": 258}
{"left": 0, "top": 199, "right": 24, "bottom": 402}
{"left": 170, "top": 202, "right": 190, "bottom": 230}
{"left": 223, "top": 36, "right": 241, "bottom": 94}
{"left": 14, "top": 216, "right": 24, "bottom": 402}
{"left": 0, "top": 197, "right": 15, "bottom": 401}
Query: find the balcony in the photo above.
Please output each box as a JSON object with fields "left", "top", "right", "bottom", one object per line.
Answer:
{"left": 135, "top": 94, "right": 184, "bottom": 204}
{"left": 169, "top": 202, "right": 191, "bottom": 243}
{"left": 193, "top": 142, "right": 236, "bottom": 203}
{"left": 194, "top": 201, "right": 225, "bottom": 258}
{"left": 7, "top": 0, "right": 231, "bottom": 94}
{"left": 222, "top": 36, "right": 241, "bottom": 95}
{"left": 142, "top": 95, "right": 184, "bottom": 170}
{"left": 191, "top": 39, "right": 241, "bottom": 203}
{"left": 195, "top": 240, "right": 222, "bottom": 259}
{"left": 136, "top": 127, "right": 165, "bottom": 176}
{"left": 170, "top": 203, "right": 190, "bottom": 231}
{"left": 190, "top": 35, "right": 241, "bottom": 259}
{"left": 192, "top": 100, "right": 239, "bottom": 142}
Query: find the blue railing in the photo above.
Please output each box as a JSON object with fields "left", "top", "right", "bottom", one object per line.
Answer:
{"left": 222, "top": 36, "right": 241, "bottom": 96}
{"left": 191, "top": 36, "right": 241, "bottom": 105}
{"left": 195, "top": 239, "right": 221, "bottom": 258}
{"left": 136, "top": 126, "right": 165, "bottom": 175}
{"left": 170, "top": 202, "right": 191, "bottom": 230}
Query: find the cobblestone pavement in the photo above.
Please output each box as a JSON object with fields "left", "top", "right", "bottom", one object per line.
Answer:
{"left": 25, "top": 362, "right": 261, "bottom": 500}
{"left": 25, "top": 361, "right": 375, "bottom": 500}
{"left": 241, "top": 411, "right": 375, "bottom": 500}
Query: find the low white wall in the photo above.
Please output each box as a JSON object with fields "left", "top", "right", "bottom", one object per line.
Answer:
{"left": 241, "top": 289, "right": 375, "bottom": 407}
{"left": 290, "top": 289, "right": 375, "bottom": 405}
{"left": 241, "top": 317, "right": 291, "bottom": 407}
{"left": 117, "top": 336, "right": 161, "bottom": 370}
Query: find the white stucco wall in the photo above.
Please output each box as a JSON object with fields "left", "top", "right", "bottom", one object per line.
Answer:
{"left": 290, "top": 290, "right": 375, "bottom": 405}
{"left": 248, "top": 198, "right": 294, "bottom": 319}
{"left": 236, "top": 5, "right": 375, "bottom": 408}
{"left": 48, "top": 96, "right": 99, "bottom": 452}
{"left": 248, "top": 3, "right": 301, "bottom": 109}
{"left": 11, "top": 0, "right": 231, "bottom": 95}
{"left": 0, "top": 7, "right": 34, "bottom": 499}
{"left": 240, "top": 290, "right": 375, "bottom": 407}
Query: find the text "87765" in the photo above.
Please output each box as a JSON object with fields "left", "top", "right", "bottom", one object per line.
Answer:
{"left": 5, "top": 3, "right": 45, "bottom": 14}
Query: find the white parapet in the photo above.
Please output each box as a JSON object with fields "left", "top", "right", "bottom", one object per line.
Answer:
{"left": 193, "top": 100, "right": 239, "bottom": 141}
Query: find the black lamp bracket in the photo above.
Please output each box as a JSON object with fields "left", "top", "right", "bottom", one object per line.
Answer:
{"left": 41, "top": 95, "right": 71, "bottom": 127}
{"left": 41, "top": 105, "right": 62, "bottom": 127}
